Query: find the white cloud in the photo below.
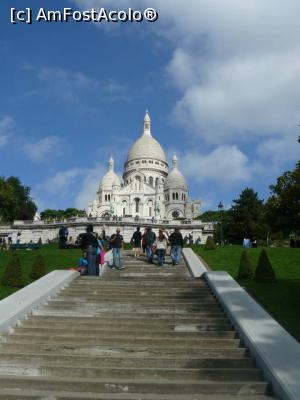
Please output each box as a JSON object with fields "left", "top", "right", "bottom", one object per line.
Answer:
{"left": 179, "top": 145, "right": 251, "bottom": 187}
{"left": 23, "top": 136, "right": 67, "bottom": 162}
{"left": 0, "top": 116, "right": 14, "bottom": 148}
{"left": 73, "top": 0, "right": 300, "bottom": 154}
{"left": 34, "top": 162, "right": 109, "bottom": 210}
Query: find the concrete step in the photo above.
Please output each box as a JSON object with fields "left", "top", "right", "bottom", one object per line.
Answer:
{"left": 46, "top": 298, "right": 218, "bottom": 306}
{"left": 0, "top": 344, "right": 248, "bottom": 358}
{"left": 71, "top": 280, "right": 205, "bottom": 287}
{"left": 21, "top": 320, "right": 232, "bottom": 333}
{"left": 0, "top": 375, "right": 269, "bottom": 395}
{"left": 15, "top": 327, "right": 235, "bottom": 338}
{"left": 0, "top": 353, "right": 255, "bottom": 368}
{"left": 4, "top": 335, "right": 241, "bottom": 348}
{"left": 0, "top": 365, "right": 262, "bottom": 382}
{"left": 61, "top": 288, "right": 212, "bottom": 297}
{"left": 14, "top": 327, "right": 236, "bottom": 339}
{"left": 0, "top": 388, "right": 274, "bottom": 399}
{"left": 28, "top": 313, "right": 229, "bottom": 323}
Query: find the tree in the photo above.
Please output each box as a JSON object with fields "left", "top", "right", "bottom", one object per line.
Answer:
{"left": 40, "top": 208, "right": 86, "bottom": 220}
{"left": 237, "top": 251, "right": 253, "bottom": 279}
{"left": 1, "top": 253, "right": 25, "bottom": 288}
{"left": 225, "top": 188, "right": 266, "bottom": 244}
{"left": 255, "top": 249, "right": 277, "bottom": 283}
{"left": 196, "top": 210, "right": 221, "bottom": 222}
{"left": 204, "top": 236, "right": 216, "bottom": 250}
{"left": 30, "top": 254, "right": 47, "bottom": 280}
{"left": 264, "top": 162, "right": 300, "bottom": 235}
{"left": 0, "top": 178, "right": 18, "bottom": 221}
{"left": 0, "top": 176, "right": 37, "bottom": 221}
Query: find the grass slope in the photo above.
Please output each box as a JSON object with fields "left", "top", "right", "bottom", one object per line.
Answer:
{"left": 192, "top": 245, "right": 300, "bottom": 342}
{"left": 0, "top": 244, "right": 81, "bottom": 300}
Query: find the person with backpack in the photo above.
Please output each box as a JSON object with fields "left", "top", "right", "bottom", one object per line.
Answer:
{"left": 79, "top": 225, "right": 99, "bottom": 276}
{"left": 145, "top": 227, "right": 156, "bottom": 264}
{"left": 154, "top": 229, "right": 168, "bottom": 267}
{"left": 168, "top": 228, "right": 184, "bottom": 265}
{"left": 110, "top": 228, "right": 124, "bottom": 270}
{"left": 131, "top": 227, "right": 142, "bottom": 258}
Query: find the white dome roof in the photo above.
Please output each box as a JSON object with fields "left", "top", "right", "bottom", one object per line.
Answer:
{"left": 164, "top": 153, "right": 187, "bottom": 190}
{"left": 127, "top": 135, "right": 166, "bottom": 163}
{"left": 101, "top": 171, "right": 120, "bottom": 190}
{"left": 126, "top": 111, "right": 167, "bottom": 163}
{"left": 165, "top": 168, "right": 187, "bottom": 190}
{"left": 100, "top": 157, "right": 120, "bottom": 190}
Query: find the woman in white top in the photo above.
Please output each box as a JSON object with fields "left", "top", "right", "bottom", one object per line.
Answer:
{"left": 155, "top": 229, "right": 168, "bottom": 267}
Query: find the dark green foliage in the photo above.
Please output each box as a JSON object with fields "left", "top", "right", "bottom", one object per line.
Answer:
{"left": 40, "top": 208, "right": 86, "bottom": 220}
{"left": 1, "top": 253, "right": 25, "bottom": 288}
{"left": 0, "top": 176, "right": 37, "bottom": 221}
{"left": 30, "top": 254, "right": 47, "bottom": 280}
{"left": 255, "top": 249, "right": 277, "bottom": 283}
{"left": 225, "top": 188, "right": 266, "bottom": 244}
{"left": 237, "top": 250, "right": 253, "bottom": 279}
{"left": 204, "top": 236, "right": 215, "bottom": 250}
{"left": 264, "top": 161, "right": 300, "bottom": 235}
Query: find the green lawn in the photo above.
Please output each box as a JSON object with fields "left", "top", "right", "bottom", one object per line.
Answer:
{"left": 0, "top": 244, "right": 82, "bottom": 299}
{"left": 192, "top": 245, "right": 300, "bottom": 342}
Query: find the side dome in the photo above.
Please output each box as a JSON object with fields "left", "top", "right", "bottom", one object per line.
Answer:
{"left": 100, "top": 157, "right": 120, "bottom": 190}
{"left": 126, "top": 111, "right": 167, "bottom": 163}
{"left": 165, "top": 169, "right": 187, "bottom": 190}
{"left": 164, "top": 154, "right": 187, "bottom": 190}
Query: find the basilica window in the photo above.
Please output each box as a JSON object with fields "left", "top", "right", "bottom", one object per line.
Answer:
{"left": 172, "top": 211, "right": 180, "bottom": 219}
{"left": 155, "top": 161, "right": 159, "bottom": 165}
{"left": 176, "top": 193, "right": 179, "bottom": 200}
{"left": 149, "top": 176, "right": 154, "bottom": 186}
{"left": 172, "top": 193, "right": 175, "bottom": 201}
{"left": 134, "top": 198, "right": 140, "bottom": 213}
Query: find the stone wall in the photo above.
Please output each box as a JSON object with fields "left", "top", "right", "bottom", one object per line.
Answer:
{"left": 0, "top": 218, "right": 214, "bottom": 244}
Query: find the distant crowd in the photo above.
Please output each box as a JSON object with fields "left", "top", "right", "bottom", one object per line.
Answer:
{"left": 69, "top": 225, "right": 187, "bottom": 277}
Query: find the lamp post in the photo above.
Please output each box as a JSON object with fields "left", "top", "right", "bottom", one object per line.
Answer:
{"left": 218, "top": 201, "right": 224, "bottom": 245}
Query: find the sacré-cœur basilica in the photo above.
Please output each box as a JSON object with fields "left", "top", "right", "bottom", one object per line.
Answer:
{"left": 88, "top": 111, "right": 201, "bottom": 221}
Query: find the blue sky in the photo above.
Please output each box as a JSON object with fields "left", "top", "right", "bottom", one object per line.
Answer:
{"left": 1, "top": 0, "right": 299, "bottom": 212}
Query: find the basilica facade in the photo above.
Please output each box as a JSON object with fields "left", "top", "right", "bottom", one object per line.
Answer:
{"left": 88, "top": 112, "right": 201, "bottom": 220}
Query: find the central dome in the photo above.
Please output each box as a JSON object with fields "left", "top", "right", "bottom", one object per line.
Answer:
{"left": 126, "top": 111, "right": 167, "bottom": 163}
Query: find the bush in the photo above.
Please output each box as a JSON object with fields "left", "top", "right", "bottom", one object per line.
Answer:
{"left": 30, "top": 254, "right": 47, "bottom": 280}
{"left": 204, "top": 236, "right": 216, "bottom": 251}
{"left": 237, "top": 250, "right": 253, "bottom": 279}
{"left": 255, "top": 249, "right": 277, "bottom": 283}
{"left": 1, "top": 252, "right": 25, "bottom": 288}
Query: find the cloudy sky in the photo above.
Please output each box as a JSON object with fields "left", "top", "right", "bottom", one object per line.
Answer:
{"left": 1, "top": 0, "right": 299, "bottom": 212}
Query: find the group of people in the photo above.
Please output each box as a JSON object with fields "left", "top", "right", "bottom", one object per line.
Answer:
{"left": 77, "top": 224, "right": 185, "bottom": 276}
{"left": 78, "top": 225, "right": 124, "bottom": 276}
{"left": 131, "top": 227, "right": 184, "bottom": 267}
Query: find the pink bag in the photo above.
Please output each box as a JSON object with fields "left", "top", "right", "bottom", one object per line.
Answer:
{"left": 100, "top": 250, "right": 105, "bottom": 266}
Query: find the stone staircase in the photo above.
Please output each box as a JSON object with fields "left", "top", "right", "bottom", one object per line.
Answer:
{"left": 0, "top": 252, "right": 274, "bottom": 399}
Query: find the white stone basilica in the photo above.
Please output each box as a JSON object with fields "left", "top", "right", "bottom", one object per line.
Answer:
{"left": 88, "top": 112, "right": 201, "bottom": 221}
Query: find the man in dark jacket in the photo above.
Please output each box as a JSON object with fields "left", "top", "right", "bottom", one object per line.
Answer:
{"left": 145, "top": 227, "right": 156, "bottom": 263}
{"left": 110, "top": 228, "right": 124, "bottom": 269}
{"left": 131, "top": 227, "right": 142, "bottom": 258}
{"left": 79, "top": 225, "right": 98, "bottom": 275}
{"left": 168, "top": 228, "right": 184, "bottom": 265}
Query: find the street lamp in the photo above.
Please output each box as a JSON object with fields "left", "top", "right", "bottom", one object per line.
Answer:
{"left": 218, "top": 201, "right": 224, "bottom": 245}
